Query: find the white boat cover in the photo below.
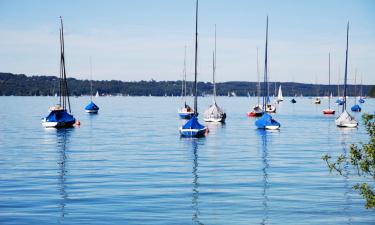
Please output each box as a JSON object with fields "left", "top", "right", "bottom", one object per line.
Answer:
{"left": 204, "top": 102, "right": 225, "bottom": 120}
{"left": 335, "top": 110, "right": 358, "bottom": 127}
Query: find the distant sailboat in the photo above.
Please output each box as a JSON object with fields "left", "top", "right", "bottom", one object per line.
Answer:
{"left": 359, "top": 76, "right": 365, "bottom": 104}
{"left": 276, "top": 85, "right": 283, "bottom": 103}
{"left": 335, "top": 22, "right": 358, "bottom": 128}
{"left": 350, "top": 69, "right": 361, "bottom": 112}
{"left": 204, "top": 25, "right": 226, "bottom": 122}
{"left": 42, "top": 17, "right": 76, "bottom": 128}
{"left": 178, "top": 45, "right": 194, "bottom": 119}
{"left": 179, "top": 0, "right": 208, "bottom": 137}
{"left": 85, "top": 58, "right": 100, "bottom": 113}
{"left": 248, "top": 47, "right": 263, "bottom": 117}
{"left": 255, "top": 16, "right": 280, "bottom": 130}
{"left": 313, "top": 78, "right": 321, "bottom": 104}
{"left": 95, "top": 91, "right": 99, "bottom": 98}
{"left": 323, "top": 53, "right": 335, "bottom": 115}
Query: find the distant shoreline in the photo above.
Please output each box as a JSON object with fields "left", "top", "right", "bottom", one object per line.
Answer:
{"left": 1, "top": 72, "right": 374, "bottom": 97}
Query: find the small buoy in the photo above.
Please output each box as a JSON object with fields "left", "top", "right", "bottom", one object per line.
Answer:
{"left": 76, "top": 120, "right": 81, "bottom": 126}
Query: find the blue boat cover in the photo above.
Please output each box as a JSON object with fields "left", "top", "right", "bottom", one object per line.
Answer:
{"left": 351, "top": 104, "right": 361, "bottom": 112}
{"left": 336, "top": 99, "right": 344, "bottom": 104}
{"left": 359, "top": 98, "right": 365, "bottom": 103}
{"left": 45, "top": 110, "right": 76, "bottom": 123}
{"left": 85, "top": 101, "right": 99, "bottom": 110}
{"left": 182, "top": 115, "right": 205, "bottom": 130}
{"left": 255, "top": 113, "right": 280, "bottom": 128}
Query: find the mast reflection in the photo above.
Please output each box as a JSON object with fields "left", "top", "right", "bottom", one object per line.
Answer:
{"left": 181, "top": 138, "right": 204, "bottom": 225}
{"left": 258, "top": 129, "right": 269, "bottom": 225}
{"left": 56, "top": 128, "right": 72, "bottom": 222}
{"left": 340, "top": 129, "right": 354, "bottom": 224}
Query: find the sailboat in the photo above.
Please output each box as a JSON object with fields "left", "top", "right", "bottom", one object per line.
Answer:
{"left": 359, "top": 76, "right": 365, "bottom": 103}
{"left": 323, "top": 53, "right": 335, "bottom": 115}
{"left": 178, "top": 46, "right": 194, "bottom": 119}
{"left": 276, "top": 85, "right": 283, "bottom": 103}
{"left": 255, "top": 16, "right": 281, "bottom": 130}
{"left": 179, "top": 0, "right": 208, "bottom": 137}
{"left": 248, "top": 48, "right": 264, "bottom": 117}
{"left": 313, "top": 78, "right": 321, "bottom": 104}
{"left": 204, "top": 25, "right": 226, "bottom": 122}
{"left": 350, "top": 69, "right": 361, "bottom": 112}
{"left": 85, "top": 58, "right": 100, "bottom": 113}
{"left": 335, "top": 22, "right": 358, "bottom": 128}
{"left": 42, "top": 17, "right": 76, "bottom": 128}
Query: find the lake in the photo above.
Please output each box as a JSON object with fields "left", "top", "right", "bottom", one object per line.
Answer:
{"left": 0, "top": 96, "right": 374, "bottom": 224}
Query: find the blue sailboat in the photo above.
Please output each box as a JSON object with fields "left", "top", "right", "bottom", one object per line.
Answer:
{"left": 179, "top": 0, "right": 208, "bottom": 137}
{"left": 255, "top": 16, "right": 281, "bottom": 130}
{"left": 350, "top": 70, "right": 361, "bottom": 112}
{"left": 85, "top": 58, "right": 100, "bottom": 113}
{"left": 42, "top": 17, "right": 76, "bottom": 128}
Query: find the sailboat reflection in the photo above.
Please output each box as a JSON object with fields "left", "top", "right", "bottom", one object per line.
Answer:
{"left": 191, "top": 139, "right": 204, "bottom": 225}
{"left": 339, "top": 130, "right": 354, "bottom": 224}
{"left": 56, "top": 128, "right": 73, "bottom": 221}
{"left": 257, "top": 129, "right": 270, "bottom": 225}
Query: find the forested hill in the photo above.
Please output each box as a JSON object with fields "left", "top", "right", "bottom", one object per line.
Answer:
{"left": 0, "top": 72, "right": 374, "bottom": 97}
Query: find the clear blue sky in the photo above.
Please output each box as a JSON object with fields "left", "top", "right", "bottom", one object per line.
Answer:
{"left": 0, "top": 0, "right": 374, "bottom": 84}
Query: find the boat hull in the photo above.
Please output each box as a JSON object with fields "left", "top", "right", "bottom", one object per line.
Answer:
{"left": 179, "top": 127, "right": 208, "bottom": 137}
{"left": 85, "top": 109, "right": 99, "bottom": 113}
{"left": 42, "top": 120, "right": 75, "bottom": 128}
{"left": 178, "top": 113, "right": 194, "bottom": 119}
{"left": 323, "top": 109, "right": 335, "bottom": 115}
{"left": 265, "top": 125, "right": 280, "bottom": 130}
{"left": 247, "top": 111, "right": 263, "bottom": 117}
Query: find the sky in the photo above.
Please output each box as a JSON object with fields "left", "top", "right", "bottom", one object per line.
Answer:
{"left": 0, "top": 0, "right": 374, "bottom": 84}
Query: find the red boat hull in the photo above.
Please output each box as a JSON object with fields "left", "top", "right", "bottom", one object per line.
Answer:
{"left": 323, "top": 109, "right": 335, "bottom": 115}
{"left": 247, "top": 111, "right": 263, "bottom": 117}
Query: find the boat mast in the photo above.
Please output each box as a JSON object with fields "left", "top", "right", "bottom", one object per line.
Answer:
{"left": 182, "top": 45, "right": 187, "bottom": 106}
{"left": 328, "top": 53, "right": 331, "bottom": 109}
{"left": 263, "top": 16, "right": 269, "bottom": 110}
{"left": 360, "top": 75, "right": 363, "bottom": 98}
{"left": 353, "top": 68, "right": 357, "bottom": 105}
{"left": 213, "top": 24, "right": 217, "bottom": 103}
{"left": 256, "top": 47, "right": 260, "bottom": 106}
{"left": 90, "top": 57, "right": 93, "bottom": 101}
{"left": 193, "top": 0, "right": 199, "bottom": 116}
{"left": 59, "top": 27, "right": 63, "bottom": 107}
{"left": 60, "top": 17, "right": 71, "bottom": 113}
{"left": 337, "top": 66, "right": 340, "bottom": 97}
{"left": 343, "top": 22, "right": 349, "bottom": 112}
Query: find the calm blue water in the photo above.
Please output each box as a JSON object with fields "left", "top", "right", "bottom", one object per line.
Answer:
{"left": 0, "top": 96, "right": 374, "bottom": 224}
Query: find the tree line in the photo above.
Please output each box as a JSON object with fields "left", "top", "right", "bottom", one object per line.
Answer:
{"left": 0, "top": 72, "right": 374, "bottom": 97}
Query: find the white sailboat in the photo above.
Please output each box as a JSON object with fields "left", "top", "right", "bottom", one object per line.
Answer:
{"left": 335, "top": 22, "right": 358, "bottom": 128}
{"left": 95, "top": 91, "right": 99, "bottom": 98}
{"left": 248, "top": 47, "right": 263, "bottom": 117}
{"left": 276, "top": 85, "right": 283, "bottom": 103}
{"left": 204, "top": 25, "right": 226, "bottom": 123}
{"left": 178, "top": 45, "right": 194, "bottom": 119}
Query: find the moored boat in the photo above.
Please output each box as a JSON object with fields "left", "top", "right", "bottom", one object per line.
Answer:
{"left": 179, "top": 0, "right": 208, "bottom": 137}
{"left": 322, "top": 53, "right": 335, "bottom": 115}
{"left": 42, "top": 17, "right": 76, "bottom": 128}
{"left": 335, "top": 22, "right": 358, "bottom": 128}
{"left": 255, "top": 16, "right": 280, "bottom": 130}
